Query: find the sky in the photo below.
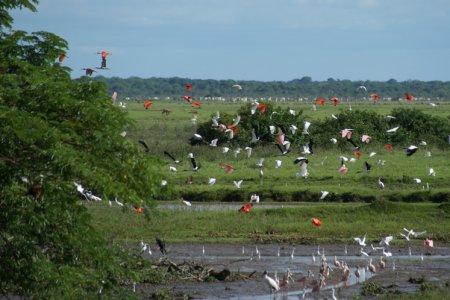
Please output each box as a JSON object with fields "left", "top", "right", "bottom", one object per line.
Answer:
{"left": 10, "top": 0, "right": 450, "bottom": 82}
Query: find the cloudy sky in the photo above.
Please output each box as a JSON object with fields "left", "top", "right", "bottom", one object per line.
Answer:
{"left": 11, "top": 0, "right": 450, "bottom": 81}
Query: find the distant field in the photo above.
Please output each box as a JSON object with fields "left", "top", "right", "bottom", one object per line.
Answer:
{"left": 121, "top": 100, "right": 450, "bottom": 202}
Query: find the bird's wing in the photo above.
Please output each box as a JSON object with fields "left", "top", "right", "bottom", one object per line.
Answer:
{"left": 164, "top": 151, "right": 177, "bottom": 162}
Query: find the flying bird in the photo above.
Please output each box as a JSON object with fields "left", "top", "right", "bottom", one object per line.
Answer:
{"left": 405, "top": 92, "right": 414, "bottom": 101}
{"left": 387, "top": 126, "right": 400, "bottom": 133}
{"left": 187, "top": 153, "right": 200, "bottom": 171}
{"left": 138, "top": 140, "right": 150, "bottom": 152}
{"left": 406, "top": 145, "right": 418, "bottom": 156}
{"left": 82, "top": 68, "right": 96, "bottom": 76}
{"left": 370, "top": 93, "right": 379, "bottom": 104}
{"left": 330, "top": 97, "right": 340, "bottom": 106}
{"left": 97, "top": 51, "right": 111, "bottom": 69}
{"left": 319, "top": 190, "right": 329, "bottom": 200}
{"left": 354, "top": 234, "right": 367, "bottom": 246}
{"left": 238, "top": 203, "right": 253, "bottom": 214}
{"left": 233, "top": 179, "right": 243, "bottom": 188}
{"left": 221, "top": 162, "right": 235, "bottom": 174}
{"left": 164, "top": 151, "right": 182, "bottom": 164}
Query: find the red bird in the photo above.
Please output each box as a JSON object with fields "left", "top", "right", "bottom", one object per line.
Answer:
{"left": 221, "top": 162, "right": 235, "bottom": 174}
{"left": 353, "top": 150, "right": 362, "bottom": 159}
{"left": 370, "top": 93, "right": 379, "bottom": 104}
{"left": 97, "top": 51, "right": 111, "bottom": 69}
{"left": 227, "top": 124, "right": 238, "bottom": 136}
{"left": 311, "top": 218, "right": 322, "bottom": 227}
{"left": 405, "top": 92, "right": 414, "bottom": 101}
{"left": 191, "top": 101, "right": 201, "bottom": 107}
{"left": 58, "top": 53, "right": 67, "bottom": 62}
{"left": 330, "top": 97, "right": 340, "bottom": 106}
{"left": 144, "top": 100, "right": 152, "bottom": 110}
{"left": 186, "top": 84, "right": 192, "bottom": 91}
{"left": 315, "top": 98, "right": 326, "bottom": 106}
{"left": 239, "top": 203, "right": 253, "bottom": 214}
{"left": 184, "top": 95, "right": 193, "bottom": 102}
{"left": 384, "top": 144, "right": 394, "bottom": 151}
{"left": 134, "top": 207, "right": 145, "bottom": 214}
{"left": 258, "top": 103, "right": 266, "bottom": 113}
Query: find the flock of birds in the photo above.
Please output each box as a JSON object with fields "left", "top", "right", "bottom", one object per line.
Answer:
{"left": 136, "top": 225, "right": 434, "bottom": 299}
{"left": 57, "top": 50, "right": 112, "bottom": 76}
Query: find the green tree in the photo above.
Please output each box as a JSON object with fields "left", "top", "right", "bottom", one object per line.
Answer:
{"left": 0, "top": 1, "right": 165, "bottom": 298}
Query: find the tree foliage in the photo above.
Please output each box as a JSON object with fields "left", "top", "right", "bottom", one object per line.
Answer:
{"left": 0, "top": 4, "right": 165, "bottom": 298}
{"left": 91, "top": 76, "right": 450, "bottom": 100}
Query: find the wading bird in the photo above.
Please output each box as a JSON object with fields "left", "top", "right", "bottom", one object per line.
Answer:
{"left": 312, "top": 218, "right": 322, "bottom": 227}
{"left": 354, "top": 234, "right": 367, "bottom": 246}
{"left": 156, "top": 237, "right": 167, "bottom": 255}
{"left": 164, "top": 151, "right": 182, "bottom": 164}
{"left": 263, "top": 271, "right": 280, "bottom": 293}
{"left": 406, "top": 145, "right": 418, "bottom": 156}
{"left": 378, "top": 177, "right": 385, "bottom": 190}
{"left": 239, "top": 203, "right": 253, "bottom": 214}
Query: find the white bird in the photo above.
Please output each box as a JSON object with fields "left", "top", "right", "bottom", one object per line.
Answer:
{"left": 250, "top": 194, "right": 260, "bottom": 203}
{"left": 386, "top": 115, "right": 396, "bottom": 119}
{"left": 369, "top": 152, "right": 377, "bottom": 157}
{"left": 263, "top": 271, "right": 280, "bottom": 292}
{"left": 312, "top": 252, "right": 316, "bottom": 262}
{"left": 114, "top": 198, "right": 124, "bottom": 207}
{"left": 380, "top": 235, "right": 393, "bottom": 246}
{"left": 256, "top": 158, "right": 264, "bottom": 168}
{"left": 360, "top": 248, "right": 369, "bottom": 257}
{"left": 386, "top": 126, "right": 400, "bottom": 133}
{"left": 330, "top": 138, "right": 337, "bottom": 144}
{"left": 161, "top": 180, "right": 168, "bottom": 186}
{"left": 209, "top": 138, "right": 218, "bottom": 147}
{"left": 378, "top": 177, "right": 385, "bottom": 190}
{"left": 382, "top": 248, "right": 392, "bottom": 257}
{"left": 425, "top": 151, "right": 432, "bottom": 157}
{"left": 303, "top": 121, "right": 311, "bottom": 134}
{"left": 233, "top": 180, "right": 243, "bottom": 189}
{"left": 319, "top": 190, "right": 329, "bottom": 200}
{"left": 233, "top": 148, "right": 241, "bottom": 158}
{"left": 245, "top": 146, "right": 253, "bottom": 158}
{"left": 288, "top": 109, "right": 296, "bottom": 115}
{"left": 290, "top": 247, "right": 295, "bottom": 260}
{"left": 191, "top": 114, "right": 197, "bottom": 125}
{"left": 274, "top": 159, "right": 282, "bottom": 169}
{"left": 169, "top": 166, "right": 177, "bottom": 172}
{"left": 429, "top": 167, "right": 436, "bottom": 176}
{"left": 232, "top": 84, "right": 242, "bottom": 90}
{"left": 182, "top": 199, "right": 192, "bottom": 206}
{"left": 419, "top": 140, "right": 427, "bottom": 146}
{"left": 331, "top": 114, "right": 338, "bottom": 120}
{"left": 289, "top": 124, "right": 298, "bottom": 135}
{"left": 222, "top": 147, "right": 230, "bottom": 153}
{"left": 208, "top": 177, "right": 216, "bottom": 185}
{"left": 403, "top": 227, "right": 427, "bottom": 238}
{"left": 354, "top": 234, "right": 367, "bottom": 246}
{"left": 413, "top": 178, "right": 422, "bottom": 184}
{"left": 332, "top": 287, "right": 337, "bottom": 300}
{"left": 120, "top": 131, "right": 127, "bottom": 137}
{"left": 251, "top": 128, "right": 260, "bottom": 144}
{"left": 399, "top": 233, "right": 410, "bottom": 241}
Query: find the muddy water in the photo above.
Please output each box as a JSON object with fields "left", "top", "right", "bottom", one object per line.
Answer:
{"left": 139, "top": 243, "right": 450, "bottom": 299}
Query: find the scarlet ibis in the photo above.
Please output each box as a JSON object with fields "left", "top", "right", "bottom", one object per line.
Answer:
{"left": 96, "top": 51, "right": 111, "bottom": 69}
{"left": 221, "top": 162, "right": 235, "bottom": 174}
{"left": 312, "top": 218, "right": 322, "bottom": 227}
{"left": 370, "top": 93, "right": 379, "bottom": 104}
{"left": 186, "top": 84, "right": 192, "bottom": 91}
{"left": 191, "top": 101, "right": 201, "bottom": 107}
{"left": 58, "top": 53, "right": 67, "bottom": 62}
{"left": 423, "top": 238, "right": 434, "bottom": 248}
{"left": 405, "top": 92, "right": 414, "bottom": 101}
{"left": 144, "top": 100, "right": 152, "bottom": 109}
{"left": 315, "top": 98, "right": 326, "bottom": 106}
{"left": 384, "top": 144, "right": 394, "bottom": 151}
{"left": 330, "top": 97, "right": 340, "bottom": 106}
{"left": 134, "top": 207, "right": 145, "bottom": 214}
{"left": 353, "top": 150, "right": 362, "bottom": 159}
{"left": 238, "top": 203, "right": 253, "bottom": 214}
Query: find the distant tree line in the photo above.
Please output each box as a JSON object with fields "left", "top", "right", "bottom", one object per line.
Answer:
{"left": 87, "top": 76, "right": 450, "bottom": 100}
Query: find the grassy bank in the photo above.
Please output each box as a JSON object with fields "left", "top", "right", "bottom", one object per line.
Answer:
{"left": 88, "top": 200, "right": 450, "bottom": 244}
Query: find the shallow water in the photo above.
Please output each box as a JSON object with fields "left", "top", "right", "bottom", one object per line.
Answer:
{"left": 140, "top": 243, "right": 450, "bottom": 299}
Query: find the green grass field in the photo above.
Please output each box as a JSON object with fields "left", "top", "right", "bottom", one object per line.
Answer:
{"left": 121, "top": 100, "right": 450, "bottom": 203}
